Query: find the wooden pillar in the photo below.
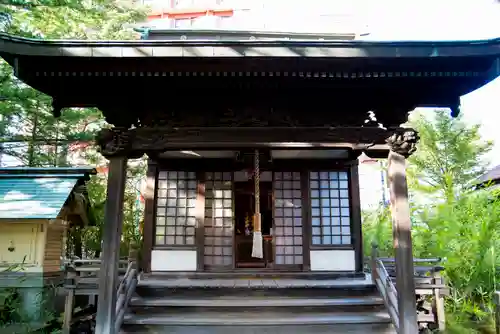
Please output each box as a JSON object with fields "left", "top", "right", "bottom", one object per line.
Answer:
{"left": 195, "top": 171, "right": 206, "bottom": 271}
{"left": 141, "top": 159, "right": 158, "bottom": 273}
{"left": 386, "top": 130, "right": 419, "bottom": 334}
{"left": 94, "top": 128, "right": 131, "bottom": 334}
{"left": 348, "top": 161, "right": 363, "bottom": 273}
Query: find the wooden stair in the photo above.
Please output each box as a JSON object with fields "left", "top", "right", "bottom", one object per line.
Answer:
{"left": 120, "top": 275, "right": 396, "bottom": 334}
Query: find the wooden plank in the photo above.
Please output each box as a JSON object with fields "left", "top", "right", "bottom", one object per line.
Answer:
{"left": 128, "top": 127, "right": 393, "bottom": 151}
{"left": 129, "top": 296, "right": 384, "bottom": 307}
{"left": 379, "top": 258, "right": 441, "bottom": 263}
{"left": 123, "top": 311, "right": 393, "bottom": 326}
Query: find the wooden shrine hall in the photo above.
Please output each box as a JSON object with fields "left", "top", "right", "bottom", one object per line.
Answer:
{"left": 1, "top": 30, "right": 499, "bottom": 334}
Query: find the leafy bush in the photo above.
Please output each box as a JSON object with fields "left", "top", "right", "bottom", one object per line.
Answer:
{"left": 0, "top": 261, "right": 59, "bottom": 332}
{"left": 363, "top": 191, "right": 500, "bottom": 332}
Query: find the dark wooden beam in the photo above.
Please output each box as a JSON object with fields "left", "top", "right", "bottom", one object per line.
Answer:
{"left": 151, "top": 158, "right": 358, "bottom": 172}
{"left": 96, "top": 126, "right": 400, "bottom": 158}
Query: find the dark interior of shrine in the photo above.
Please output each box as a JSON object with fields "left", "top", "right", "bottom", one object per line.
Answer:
{"left": 234, "top": 179, "right": 273, "bottom": 268}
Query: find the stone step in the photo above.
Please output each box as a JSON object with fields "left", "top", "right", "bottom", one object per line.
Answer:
{"left": 121, "top": 323, "right": 397, "bottom": 334}
{"left": 129, "top": 295, "right": 384, "bottom": 308}
{"left": 123, "top": 310, "right": 392, "bottom": 326}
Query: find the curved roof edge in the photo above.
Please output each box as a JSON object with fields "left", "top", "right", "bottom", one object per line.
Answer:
{"left": 135, "top": 28, "right": 358, "bottom": 41}
{"left": 1, "top": 32, "right": 500, "bottom": 60}
{"left": 0, "top": 32, "right": 500, "bottom": 49}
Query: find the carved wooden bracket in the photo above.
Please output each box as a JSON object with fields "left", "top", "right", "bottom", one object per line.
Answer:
{"left": 96, "top": 127, "right": 139, "bottom": 159}
{"left": 385, "top": 129, "right": 419, "bottom": 158}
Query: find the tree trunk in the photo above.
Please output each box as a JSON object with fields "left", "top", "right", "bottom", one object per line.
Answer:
{"left": 27, "top": 107, "right": 38, "bottom": 167}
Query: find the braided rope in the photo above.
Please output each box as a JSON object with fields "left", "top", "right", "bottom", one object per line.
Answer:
{"left": 254, "top": 149, "right": 260, "bottom": 215}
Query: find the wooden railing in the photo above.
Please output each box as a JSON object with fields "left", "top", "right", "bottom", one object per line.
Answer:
{"left": 62, "top": 258, "right": 138, "bottom": 334}
{"left": 370, "top": 244, "right": 448, "bottom": 332}
{"left": 371, "top": 245, "right": 400, "bottom": 331}
{"left": 114, "top": 261, "right": 138, "bottom": 333}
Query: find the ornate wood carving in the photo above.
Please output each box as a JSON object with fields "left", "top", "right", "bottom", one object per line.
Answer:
{"left": 386, "top": 129, "right": 419, "bottom": 158}
{"left": 96, "top": 127, "right": 141, "bottom": 159}
{"left": 137, "top": 107, "right": 338, "bottom": 128}
{"left": 94, "top": 125, "right": 402, "bottom": 158}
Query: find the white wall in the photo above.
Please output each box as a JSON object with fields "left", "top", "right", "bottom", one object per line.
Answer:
{"left": 310, "top": 250, "right": 356, "bottom": 271}
{"left": 151, "top": 249, "right": 197, "bottom": 271}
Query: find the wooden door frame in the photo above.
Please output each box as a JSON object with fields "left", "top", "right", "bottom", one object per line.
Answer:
{"left": 233, "top": 171, "right": 274, "bottom": 269}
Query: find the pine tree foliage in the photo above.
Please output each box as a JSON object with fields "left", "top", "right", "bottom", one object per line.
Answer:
{"left": 1, "top": 0, "right": 147, "bottom": 39}
{"left": 406, "top": 109, "right": 493, "bottom": 202}
{"left": 0, "top": 0, "right": 148, "bottom": 257}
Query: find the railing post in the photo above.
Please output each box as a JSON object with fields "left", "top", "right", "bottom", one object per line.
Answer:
{"left": 62, "top": 266, "right": 77, "bottom": 334}
{"left": 128, "top": 242, "right": 138, "bottom": 270}
{"left": 432, "top": 271, "right": 446, "bottom": 331}
{"left": 494, "top": 291, "right": 500, "bottom": 334}
{"left": 371, "top": 243, "right": 379, "bottom": 284}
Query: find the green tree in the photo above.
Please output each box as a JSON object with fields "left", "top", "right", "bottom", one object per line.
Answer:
{"left": 363, "top": 110, "right": 499, "bottom": 332}
{"left": 1, "top": 0, "right": 147, "bottom": 39}
{"left": 0, "top": 0, "right": 148, "bottom": 259}
{"left": 406, "top": 109, "right": 493, "bottom": 203}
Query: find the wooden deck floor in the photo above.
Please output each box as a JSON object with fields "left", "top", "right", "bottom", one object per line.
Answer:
{"left": 138, "top": 274, "right": 373, "bottom": 288}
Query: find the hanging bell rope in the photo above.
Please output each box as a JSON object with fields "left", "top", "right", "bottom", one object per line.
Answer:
{"left": 254, "top": 150, "right": 260, "bottom": 216}
{"left": 251, "top": 149, "right": 263, "bottom": 259}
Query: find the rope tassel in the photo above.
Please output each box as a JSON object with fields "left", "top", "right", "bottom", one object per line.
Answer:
{"left": 252, "top": 149, "right": 263, "bottom": 259}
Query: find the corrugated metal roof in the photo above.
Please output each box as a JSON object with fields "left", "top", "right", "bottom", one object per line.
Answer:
{"left": 0, "top": 171, "right": 90, "bottom": 219}
{"left": 478, "top": 165, "right": 500, "bottom": 183}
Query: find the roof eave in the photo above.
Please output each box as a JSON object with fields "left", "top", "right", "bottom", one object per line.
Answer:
{"left": 1, "top": 33, "right": 500, "bottom": 59}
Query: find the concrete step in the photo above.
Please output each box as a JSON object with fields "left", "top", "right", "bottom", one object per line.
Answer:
{"left": 123, "top": 310, "right": 392, "bottom": 326}
{"left": 129, "top": 295, "right": 384, "bottom": 308}
{"left": 121, "top": 323, "right": 396, "bottom": 334}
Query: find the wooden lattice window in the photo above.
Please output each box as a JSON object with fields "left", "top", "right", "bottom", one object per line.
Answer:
{"left": 310, "top": 171, "right": 351, "bottom": 245}
{"left": 155, "top": 171, "right": 197, "bottom": 246}
{"left": 273, "top": 172, "right": 303, "bottom": 265}
{"left": 204, "top": 172, "right": 233, "bottom": 267}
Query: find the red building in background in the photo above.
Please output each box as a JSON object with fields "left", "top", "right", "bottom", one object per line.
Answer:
{"left": 139, "top": 0, "right": 368, "bottom": 36}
